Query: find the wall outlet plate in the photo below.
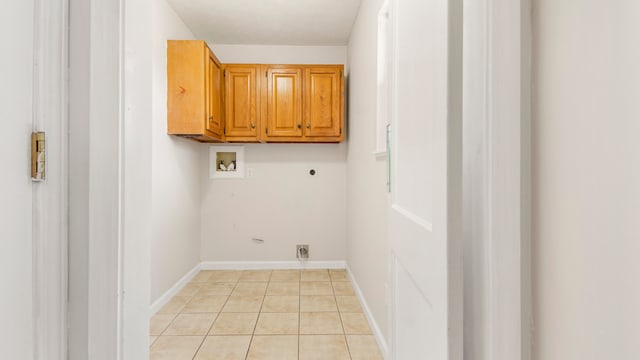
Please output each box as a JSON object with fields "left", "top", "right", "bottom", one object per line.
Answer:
{"left": 296, "top": 244, "right": 309, "bottom": 259}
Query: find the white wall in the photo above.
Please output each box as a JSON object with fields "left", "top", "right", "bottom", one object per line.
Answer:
{"left": 150, "top": 0, "right": 202, "bottom": 303}
{"left": 123, "top": 0, "right": 153, "bottom": 356}
{"left": 533, "top": 1, "right": 640, "bottom": 359}
{"left": 345, "top": 0, "right": 389, "bottom": 343}
{"left": 200, "top": 44, "right": 348, "bottom": 262}
{"left": 0, "top": 1, "right": 34, "bottom": 358}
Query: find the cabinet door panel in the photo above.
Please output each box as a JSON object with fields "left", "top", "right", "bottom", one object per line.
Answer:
{"left": 206, "top": 51, "right": 222, "bottom": 137}
{"left": 304, "top": 68, "right": 342, "bottom": 138}
{"left": 167, "top": 40, "right": 206, "bottom": 135}
{"left": 266, "top": 67, "right": 302, "bottom": 137}
{"left": 225, "top": 66, "right": 258, "bottom": 137}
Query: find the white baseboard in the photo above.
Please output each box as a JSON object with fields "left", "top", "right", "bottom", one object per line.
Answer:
{"left": 346, "top": 265, "right": 390, "bottom": 359}
{"left": 150, "top": 263, "right": 201, "bottom": 316}
{"left": 201, "top": 260, "right": 346, "bottom": 270}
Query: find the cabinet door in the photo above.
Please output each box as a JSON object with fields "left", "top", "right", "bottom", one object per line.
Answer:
{"left": 304, "top": 67, "right": 342, "bottom": 138}
{"left": 265, "top": 67, "right": 303, "bottom": 138}
{"left": 167, "top": 40, "right": 207, "bottom": 136}
{"left": 224, "top": 65, "right": 259, "bottom": 138}
{"left": 205, "top": 50, "right": 223, "bottom": 137}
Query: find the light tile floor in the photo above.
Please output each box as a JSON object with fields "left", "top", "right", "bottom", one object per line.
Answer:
{"left": 150, "top": 269, "right": 383, "bottom": 360}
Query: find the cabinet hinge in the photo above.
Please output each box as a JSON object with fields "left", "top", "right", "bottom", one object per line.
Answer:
{"left": 340, "top": 70, "right": 343, "bottom": 78}
{"left": 265, "top": 127, "right": 268, "bottom": 134}
{"left": 224, "top": 70, "right": 227, "bottom": 77}
{"left": 340, "top": 128, "right": 342, "bottom": 135}
{"left": 265, "top": 71, "right": 268, "bottom": 78}
{"left": 224, "top": 127, "right": 226, "bottom": 135}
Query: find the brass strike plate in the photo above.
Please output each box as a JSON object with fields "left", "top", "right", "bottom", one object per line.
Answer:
{"left": 31, "top": 132, "right": 45, "bottom": 181}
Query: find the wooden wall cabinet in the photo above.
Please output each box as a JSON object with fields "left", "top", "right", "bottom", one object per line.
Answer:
{"left": 304, "top": 66, "right": 343, "bottom": 140}
{"left": 167, "top": 40, "right": 224, "bottom": 142}
{"left": 262, "top": 65, "right": 304, "bottom": 141}
{"left": 261, "top": 64, "right": 344, "bottom": 143}
{"left": 222, "top": 65, "right": 261, "bottom": 142}
{"left": 167, "top": 40, "right": 344, "bottom": 143}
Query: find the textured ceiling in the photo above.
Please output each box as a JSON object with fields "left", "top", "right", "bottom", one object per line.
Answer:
{"left": 165, "top": 0, "right": 362, "bottom": 45}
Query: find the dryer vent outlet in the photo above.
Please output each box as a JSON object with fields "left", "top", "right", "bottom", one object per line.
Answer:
{"left": 296, "top": 245, "right": 309, "bottom": 259}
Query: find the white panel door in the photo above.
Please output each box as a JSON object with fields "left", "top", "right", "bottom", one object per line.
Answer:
{"left": 388, "top": 0, "right": 462, "bottom": 359}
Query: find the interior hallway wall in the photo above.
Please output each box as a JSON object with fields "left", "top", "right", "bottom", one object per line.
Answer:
{"left": 150, "top": 0, "right": 203, "bottom": 303}
{"left": 200, "top": 45, "right": 348, "bottom": 262}
{"left": 533, "top": 1, "right": 640, "bottom": 359}
{"left": 345, "top": 0, "right": 389, "bottom": 344}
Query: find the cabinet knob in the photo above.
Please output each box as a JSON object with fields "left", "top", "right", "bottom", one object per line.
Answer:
{"left": 209, "top": 116, "right": 214, "bottom": 120}
{"left": 306, "top": 123, "right": 311, "bottom": 129}
{"left": 297, "top": 124, "right": 302, "bottom": 129}
{"left": 251, "top": 123, "right": 255, "bottom": 128}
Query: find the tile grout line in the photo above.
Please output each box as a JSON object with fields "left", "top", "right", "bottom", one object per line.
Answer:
{"left": 191, "top": 271, "right": 239, "bottom": 360}
{"left": 333, "top": 270, "right": 354, "bottom": 360}
{"left": 244, "top": 270, "right": 272, "bottom": 360}
{"left": 298, "top": 270, "right": 302, "bottom": 360}
{"left": 152, "top": 280, "right": 202, "bottom": 341}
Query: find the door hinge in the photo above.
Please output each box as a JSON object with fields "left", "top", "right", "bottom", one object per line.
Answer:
{"left": 31, "top": 132, "right": 45, "bottom": 181}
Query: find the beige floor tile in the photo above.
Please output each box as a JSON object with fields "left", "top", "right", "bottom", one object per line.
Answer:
{"left": 209, "top": 312, "right": 258, "bottom": 335}
{"left": 261, "top": 296, "right": 299, "bottom": 313}
{"left": 270, "top": 270, "right": 301, "bottom": 282}
{"left": 340, "top": 313, "right": 371, "bottom": 334}
{"left": 150, "top": 336, "right": 204, "bottom": 360}
{"left": 239, "top": 270, "right": 272, "bottom": 282}
{"left": 157, "top": 296, "right": 190, "bottom": 314}
{"left": 232, "top": 282, "right": 268, "bottom": 296}
{"left": 336, "top": 296, "right": 363, "bottom": 313}
{"left": 254, "top": 313, "right": 299, "bottom": 335}
{"left": 196, "top": 283, "right": 236, "bottom": 296}
{"left": 300, "top": 295, "right": 338, "bottom": 312}
{"left": 329, "top": 269, "right": 349, "bottom": 282}
{"left": 176, "top": 282, "right": 203, "bottom": 297}
{"left": 346, "top": 335, "right": 384, "bottom": 360}
{"left": 208, "top": 270, "right": 242, "bottom": 283}
{"left": 150, "top": 336, "right": 158, "bottom": 347}
{"left": 191, "top": 271, "right": 214, "bottom": 283}
{"left": 222, "top": 296, "right": 264, "bottom": 312}
{"left": 246, "top": 335, "right": 298, "bottom": 360}
{"left": 182, "top": 296, "right": 228, "bottom": 313}
{"left": 194, "top": 336, "right": 251, "bottom": 360}
{"left": 164, "top": 313, "right": 217, "bottom": 335}
{"left": 266, "top": 282, "right": 299, "bottom": 296}
{"left": 301, "top": 269, "right": 330, "bottom": 282}
{"left": 299, "top": 335, "right": 350, "bottom": 360}
{"left": 150, "top": 314, "right": 176, "bottom": 335}
{"left": 332, "top": 282, "right": 355, "bottom": 296}
{"left": 300, "top": 281, "right": 333, "bottom": 295}
{"left": 300, "top": 312, "right": 343, "bottom": 334}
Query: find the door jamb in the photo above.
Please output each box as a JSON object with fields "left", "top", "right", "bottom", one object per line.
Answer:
{"left": 462, "top": 0, "right": 532, "bottom": 359}
{"left": 32, "top": 0, "right": 69, "bottom": 358}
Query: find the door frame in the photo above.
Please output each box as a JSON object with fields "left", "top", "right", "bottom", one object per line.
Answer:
{"left": 32, "top": 0, "right": 69, "bottom": 358}
{"left": 67, "top": 0, "right": 152, "bottom": 358}
{"left": 462, "top": 0, "right": 532, "bottom": 359}
{"left": 56, "top": 0, "right": 532, "bottom": 359}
